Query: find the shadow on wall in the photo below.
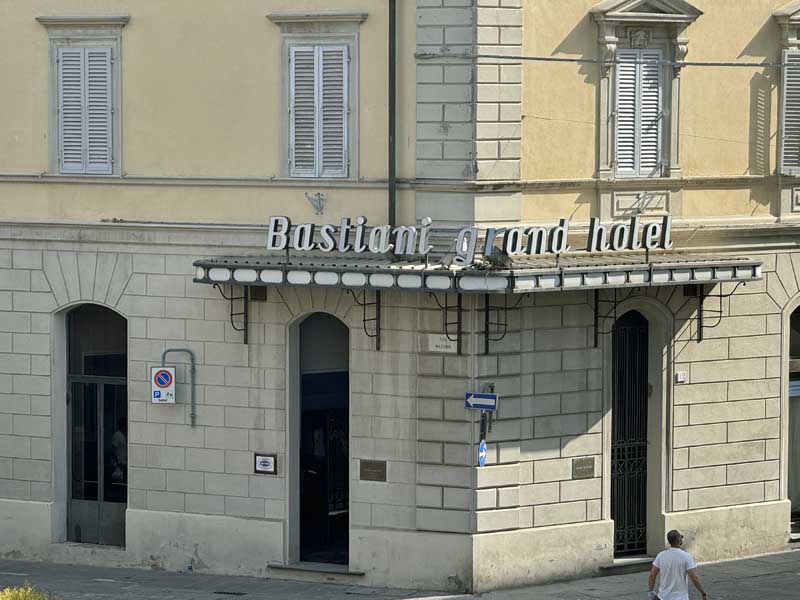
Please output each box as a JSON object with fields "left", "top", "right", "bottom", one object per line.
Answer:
{"left": 553, "top": 14, "right": 599, "bottom": 86}
{"left": 739, "top": 17, "right": 781, "bottom": 212}
{"left": 748, "top": 71, "right": 774, "bottom": 178}
{"left": 552, "top": 14, "right": 601, "bottom": 182}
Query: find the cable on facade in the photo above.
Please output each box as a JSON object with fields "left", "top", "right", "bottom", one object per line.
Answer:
{"left": 471, "top": 53, "right": 789, "bottom": 68}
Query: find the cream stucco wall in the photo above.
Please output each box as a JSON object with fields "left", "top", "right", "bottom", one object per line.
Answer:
{"left": 0, "top": 0, "right": 416, "bottom": 225}
{"left": 520, "top": 0, "right": 789, "bottom": 223}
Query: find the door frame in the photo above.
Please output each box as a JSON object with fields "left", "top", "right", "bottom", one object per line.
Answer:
{"left": 52, "top": 302, "right": 128, "bottom": 547}
{"left": 781, "top": 296, "right": 800, "bottom": 513}
{"left": 601, "top": 296, "right": 673, "bottom": 556}
{"left": 286, "top": 311, "right": 352, "bottom": 565}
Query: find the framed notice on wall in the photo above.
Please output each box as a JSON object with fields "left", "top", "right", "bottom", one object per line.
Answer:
{"left": 254, "top": 453, "right": 277, "bottom": 475}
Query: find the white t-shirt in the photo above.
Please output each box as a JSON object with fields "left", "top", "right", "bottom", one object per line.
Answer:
{"left": 653, "top": 547, "right": 697, "bottom": 600}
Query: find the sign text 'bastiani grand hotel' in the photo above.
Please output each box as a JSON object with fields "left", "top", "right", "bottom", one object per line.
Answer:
{"left": 265, "top": 215, "right": 674, "bottom": 266}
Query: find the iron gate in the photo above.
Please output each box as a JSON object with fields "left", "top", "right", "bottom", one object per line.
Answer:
{"left": 612, "top": 311, "right": 649, "bottom": 556}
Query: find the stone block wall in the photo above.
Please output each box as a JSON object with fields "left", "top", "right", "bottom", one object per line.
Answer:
{"left": 670, "top": 251, "right": 789, "bottom": 513}
{"left": 475, "top": 0, "right": 523, "bottom": 181}
{"left": 466, "top": 291, "right": 603, "bottom": 533}
{"left": 0, "top": 228, "right": 423, "bottom": 571}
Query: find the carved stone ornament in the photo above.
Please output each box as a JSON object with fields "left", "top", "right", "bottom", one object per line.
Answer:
{"left": 629, "top": 28, "right": 651, "bottom": 48}
{"left": 599, "top": 22, "right": 619, "bottom": 77}
{"left": 591, "top": 0, "right": 702, "bottom": 77}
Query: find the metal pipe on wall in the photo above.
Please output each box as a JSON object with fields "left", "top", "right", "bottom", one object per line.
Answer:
{"left": 388, "top": 0, "right": 397, "bottom": 229}
{"left": 161, "top": 348, "right": 197, "bottom": 427}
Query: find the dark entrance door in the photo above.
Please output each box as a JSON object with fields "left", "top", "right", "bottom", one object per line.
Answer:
{"left": 612, "top": 310, "right": 648, "bottom": 556}
{"left": 67, "top": 305, "right": 127, "bottom": 546}
{"left": 299, "top": 313, "right": 349, "bottom": 564}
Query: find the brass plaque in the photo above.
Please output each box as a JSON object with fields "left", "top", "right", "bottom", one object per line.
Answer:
{"left": 360, "top": 460, "right": 387, "bottom": 482}
{"left": 572, "top": 457, "right": 595, "bottom": 480}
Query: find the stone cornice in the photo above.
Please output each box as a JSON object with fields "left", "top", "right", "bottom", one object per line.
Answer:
{"left": 36, "top": 15, "right": 130, "bottom": 28}
{"left": 590, "top": 0, "right": 702, "bottom": 25}
{"left": 0, "top": 173, "right": 786, "bottom": 194}
{"left": 267, "top": 12, "right": 368, "bottom": 25}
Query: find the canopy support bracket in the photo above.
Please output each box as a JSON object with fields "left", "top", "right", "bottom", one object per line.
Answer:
{"left": 213, "top": 284, "right": 249, "bottom": 345}
{"left": 484, "top": 294, "right": 524, "bottom": 355}
{"left": 429, "top": 293, "right": 463, "bottom": 355}
{"left": 347, "top": 289, "right": 381, "bottom": 351}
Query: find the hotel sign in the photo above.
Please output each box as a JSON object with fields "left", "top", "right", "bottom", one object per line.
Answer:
{"left": 265, "top": 215, "right": 673, "bottom": 267}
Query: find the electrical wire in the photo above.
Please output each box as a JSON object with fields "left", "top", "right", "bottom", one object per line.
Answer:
{"left": 419, "top": 53, "right": 791, "bottom": 69}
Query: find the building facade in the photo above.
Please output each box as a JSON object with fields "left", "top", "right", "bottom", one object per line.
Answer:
{"left": 0, "top": 0, "right": 799, "bottom": 593}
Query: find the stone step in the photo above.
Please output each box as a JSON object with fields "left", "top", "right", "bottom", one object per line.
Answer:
{"left": 267, "top": 562, "right": 365, "bottom": 585}
{"left": 599, "top": 556, "right": 654, "bottom": 576}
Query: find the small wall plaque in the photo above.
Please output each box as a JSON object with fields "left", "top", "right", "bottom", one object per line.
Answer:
{"left": 360, "top": 459, "right": 387, "bottom": 482}
{"left": 420, "top": 333, "right": 458, "bottom": 354}
{"left": 572, "top": 457, "right": 595, "bottom": 480}
{"left": 254, "top": 453, "right": 277, "bottom": 475}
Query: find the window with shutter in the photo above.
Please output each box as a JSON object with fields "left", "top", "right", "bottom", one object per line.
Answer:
{"left": 614, "top": 49, "right": 664, "bottom": 178}
{"left": 289, "top": 45, "right": 349, "bottom": 178}
{"left": 781, "top": 50, "right": 800, "bottom": 175}
{"left": 57, "top": 46, "right": 113, "bottom": 175}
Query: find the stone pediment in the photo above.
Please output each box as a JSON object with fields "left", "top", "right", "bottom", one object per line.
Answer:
{"left": 590, "top": 0, "right": 702, "bottom": 24}
{"left": 775, "top": 1, "right": 800, "bottom": 23}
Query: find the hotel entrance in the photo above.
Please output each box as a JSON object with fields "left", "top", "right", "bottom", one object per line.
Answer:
{"left": 611, "top": 310, "right": 649, "bottom": 556}
{"left": 298, "top": 313, "right": 350, "bottom": 564}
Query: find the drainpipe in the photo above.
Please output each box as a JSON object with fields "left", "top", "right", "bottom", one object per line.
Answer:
{"left": 161, "top": 348, "right": 197, "bottom": 427}
{"left": 388, "top": 0, "right": 397, "bottom": 229}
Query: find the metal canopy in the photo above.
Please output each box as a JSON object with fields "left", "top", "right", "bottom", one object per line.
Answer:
{"left": 193, "top": 252, "right": 762, "bottom": 294}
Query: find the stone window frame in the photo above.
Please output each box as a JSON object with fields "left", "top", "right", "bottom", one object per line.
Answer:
{"left": 37, "top": 16, "right": 129, "bottom": 177}
{"left": 591, "top": 1, "right": 702, "bottom": 181}
{"left": 267, "top": 12, "right": 367, "bottom": 182}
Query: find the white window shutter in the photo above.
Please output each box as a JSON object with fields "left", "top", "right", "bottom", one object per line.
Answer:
{"left": 615, "top": 49, "right": 663, "bottom": 177}
{"left": 85, "top": 47, "right": 113, "bottom": 174}
{"left": 58, "top": 47, "right": 86, "bottom": 174}
{"left": 638, "top": 49, "right": 663, "bottom": 177}
{"left": 615, "top": 50, "right": 638, "bottom": 176}
{"left": 290, "top": 46, "right": 317, "bottom": 178}
{"left": 319, "top": 46, "right": 349, "bottom": 178}
{"left": 781, "top": 50, "right": 800, "bottom": 175}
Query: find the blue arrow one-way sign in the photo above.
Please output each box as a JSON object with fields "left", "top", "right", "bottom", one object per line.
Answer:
{"left": 465, "top": 392, "right": 498, "bottom": 411}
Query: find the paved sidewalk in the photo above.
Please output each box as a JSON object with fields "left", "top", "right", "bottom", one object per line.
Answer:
{"left": 1, "top": 549, "right": 799, "bottom": 599}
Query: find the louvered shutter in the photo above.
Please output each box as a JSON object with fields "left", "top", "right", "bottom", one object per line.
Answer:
{"left": 615, "top": 50, "right": 638, "bottom": 176}
{"left": 615, "top": 49, "right": 663, "bottom": 177}
{"left": 58, "top": 46, "right": 113, "bottom": 174}
{"left": 319, "top": 46, "right": 349, "bottom": 178}
{"left": 638, "top": 50, "right": 663, "bottom": 177}
{"left": 85, "top": 48, "right": 113, "bottom": 174}
{"left": 290, "top": 46, "right": 318, "bottom": 177}
{"left": 58, "top": 47, "right": 86, "bottom": 173}
{"left": 781, "top": 50, "right": 800, "bottom": 174}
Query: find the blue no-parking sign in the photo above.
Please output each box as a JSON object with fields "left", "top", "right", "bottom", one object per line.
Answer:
{"left": 151, "top": 367, "right": 176, "bottom": 404}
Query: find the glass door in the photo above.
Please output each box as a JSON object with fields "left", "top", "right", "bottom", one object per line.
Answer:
{"left": 68, "top": 379, "right": 127, "bottom": 546}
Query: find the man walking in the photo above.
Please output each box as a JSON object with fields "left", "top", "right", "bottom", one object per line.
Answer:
{"left": 648, "top": 530, "right": 708, "bottom": 599}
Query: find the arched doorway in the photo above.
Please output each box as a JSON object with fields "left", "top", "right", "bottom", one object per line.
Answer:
{"left": 66, "top": 304, "right": 127, "bottom": 546}
{"left": 789, "top": 308, "right": 800, "bottom": 532}
{"left": 611, "top": 310, "right": 649, "bottom": 556}
{"left": 298, "top": 313, "right": 349, "bottom": 564}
